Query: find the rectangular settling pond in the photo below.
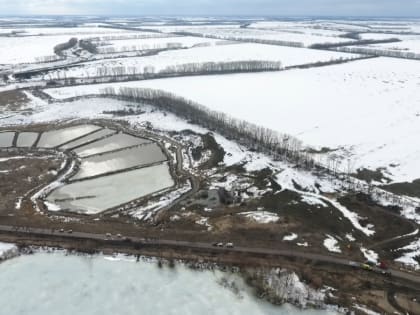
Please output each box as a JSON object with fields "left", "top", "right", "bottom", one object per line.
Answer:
{"left": 37, "top": 125, "right": 102, "bottom": 148}
{"left": 47, "top": 163, "right": 174, "bottom": 214}
{"left": 73, "top": 133, "right": 151, "bottom": 157}
{"left": 0, "top": 132, "right": 15, "bottom": 147}
{"left": 71, "top": 143, "right": 167, "bottom": 180}
{"left": 16, "top": 132, "right": 38, "bottom": 147}
{"left": 59, "top": 128, "right": 117, "bottom": 150}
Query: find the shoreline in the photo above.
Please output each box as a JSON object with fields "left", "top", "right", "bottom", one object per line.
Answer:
{"left": 2, "top": 244, "right": 345, "bottom": 314}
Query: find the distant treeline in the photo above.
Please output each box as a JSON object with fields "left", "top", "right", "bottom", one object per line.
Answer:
{"left": 79, "top": 39, "right": 98, "bottom": 54}
{"left": 171, "top": 31, "right": 305, "bottom": 48}
{"left": 310, "top": 38, "right": 401, "bottom": 49}
{"left": 54, "top": 37, "right": 78, "bottom": 55}
{"left": 97, "top": 42, "right": 183, "bottom": 54}
{"left": 332, "top": 46, "right": 420, "bottom": 60}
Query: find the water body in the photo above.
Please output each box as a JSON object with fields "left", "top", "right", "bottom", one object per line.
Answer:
{"left": 72, "top": 143, "right": 167, "bottom": 180}
{"left": 47, "top": 163, "right": 174, "bottom": 214}
{"left": 37, "top": 125, "right": 101, "bottom": 148}
{"left": 0, "top": 253, "right": 337, "bottom": 315}
{"left": 0, "top": 132, "right": 15, "bottom": 147}
{"left": 74, "top": 133, "right": 152, "bottom": 157}
{"left": 59, "top": 128, "right": 117, "bottom": 150}
{"left": 16, "top": 132, "right": 38, "bottom": 147}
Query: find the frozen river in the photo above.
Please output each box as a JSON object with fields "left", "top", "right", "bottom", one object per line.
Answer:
{"left": 0, "top": 253, "right": 337, "bottom": 315}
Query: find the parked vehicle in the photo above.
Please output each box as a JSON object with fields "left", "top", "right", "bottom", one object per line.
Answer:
{"left": 59, "top": 229, "right": 64, "bottom": 233}
{"left": 67, "top": 229, "right": 73, "bottom": 234}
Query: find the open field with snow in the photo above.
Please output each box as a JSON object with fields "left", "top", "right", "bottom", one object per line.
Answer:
{"left": 40, "top": 43, "right": 358, "bottom": 79}
{"left": 1, "top": 18, "right": 420, "bottom": 313}
{"left": 45, "top": 56, "right": 420, "bottom": 182}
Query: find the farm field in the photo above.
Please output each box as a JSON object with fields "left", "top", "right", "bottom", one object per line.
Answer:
{"left": 44, "top": 56, "right": 420, "bottom": 182}
{"left": 1, "top": 16, "right": 420, "bottom": 315}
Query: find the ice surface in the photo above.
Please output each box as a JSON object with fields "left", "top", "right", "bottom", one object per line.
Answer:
{"left": 0, "top": 132, "right": 15, "bottom": 147}
{"left": 59, "top": 128, "right": 117, "bottom": 150}
{"left": 16, "top": 132, "right": 38, "bottom": 147}
{"left": 37, "top": 125, "right": 101, "bottom": 148}
{"left": 73, "top": 133, "right": 151, "bottom": 157}
{"left": 47, "top": 163, "right": 174, "bottom": 214}
{"left": 0, "top": 252, "right": 336, "bottom": 315}
{"left": 72, "top": 143, "right": 167, "bottom": 180}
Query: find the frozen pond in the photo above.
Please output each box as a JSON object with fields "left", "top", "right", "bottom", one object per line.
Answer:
{"left": 0, "top": 252, "right": 337, "bottom": 315}
{"left": 37, "top": 125, "right": 101, "bottom": 148}
{"left": 16, "top": 132, "right": 38, "bottom": 147}
{"left": 0, "top": 132, "right": 15, "bottom": 147}
{"left": 47, "top": 163, "right": 174, "bottom": 214}
{"left": 59, "top": 128, "right": 117, "bottom": 150}
{"left": 73, "top": 133, "right": 151, "bottom": 157}
{"left": 72, "top": 143, "right": 167, "bottom": 180}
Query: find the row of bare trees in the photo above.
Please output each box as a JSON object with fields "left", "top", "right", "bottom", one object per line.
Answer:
{"left": 100, "top": 87, "right": 313, "bottom": 168}
{"left": 332, "top": 46, "right": 420, "bottom": 60}
{"left": 88, "top": 33, "right": 172, "bottom": 42}
{"left": 171, "top": 31, "right": 304, "bottom": 48}
{"left": 54, "top": 37, "right": 78, "bottom": 56}
{"left": 310, "top": 38, "right": 401, "bottom": 49}
{"left": 97, "top": 42, "right": 183, "bottom": 54}
{"left": 47, "top": 60, "right": 283, "bottom": 82}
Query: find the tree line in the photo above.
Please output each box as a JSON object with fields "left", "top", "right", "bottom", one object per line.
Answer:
{"left": 97, "top": 42, "right": 183, "bottom": 54}
{"left": 100, "top": 86, "right": 312, "bottom": 168}
{"left": 171, "top": 31, "right": 304, "bottom": 48}
{"left": 54, "top": 37, "right": 78, "bottom": 56}
{"left": 47, "top": 60, "right": 283, "bottom": 82}
{"left": 310, "top": 38, "right": 401, "bottom": 49}
{"left": 332, "top": 46, "right": 420, "bottom": 60}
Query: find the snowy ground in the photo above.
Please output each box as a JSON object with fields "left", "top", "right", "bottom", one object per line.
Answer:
{"left": 0, "top": 242, "right": 18, "bottom": 260}
{"left": 45, "top": 57, "right": 420, "bottom": 182}
{"left": 0, "top": 29, "right": 135, "bottom": 64}
{"left": 96, "top": 36, "right": 222, "bottom": 53}
{"left": 38, "top": 43, "right": 358, "bottom": 80}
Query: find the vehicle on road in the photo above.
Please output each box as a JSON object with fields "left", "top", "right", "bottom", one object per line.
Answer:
{"left": 362, "top": 264, "right": 373, "bottom": 271}
{"left": 349, "top": 261, "right": 359, "bottom": 267}
{"left": 225, "top": 242, "right": 234, "bottom": 248}
{"left": 213, "top": 242, "right": 224, "bottom": 247}
{"left": 378, "top": 261, "right": 388, "bottom": 270}
{"left": 67, "top": 229, "right": 73, "bottom": 234}
{"left": 59, "top": 229, "right": 64, "bottom": 233}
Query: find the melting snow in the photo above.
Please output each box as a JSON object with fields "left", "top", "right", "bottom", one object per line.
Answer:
{"left": 240, "top": 211, "right": 279, "bottom": 224}
{"left": 283, "top": 233, "right": 298, "bottom": 241}
{"left": 323, "top": 235, "right": 341, "bottom": 253}
{"left": 361, "top": 247, "right": 379, "bottom": 263}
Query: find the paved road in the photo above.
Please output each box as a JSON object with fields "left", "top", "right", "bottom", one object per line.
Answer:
{"left": 1, "top": 224, "right": 420, "bottom": 285}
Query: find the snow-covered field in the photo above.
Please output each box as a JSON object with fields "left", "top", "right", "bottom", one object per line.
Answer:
{"left": 45, "top": 57, "right": 420, "bottom": 182}
{"left": 0, "top": 29, "right": 134, "bottom": 64}
{"left": 96, "top": 35, "right": 222, "bottom": 53}
{"left": 165, "top": 26, "right": 353, "bottom": 47}
{"left": 367, "top": 36, "right": 420, "bottom": 54}
{"left": 41, "top": 43, "right": 358, "bottom": 79}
